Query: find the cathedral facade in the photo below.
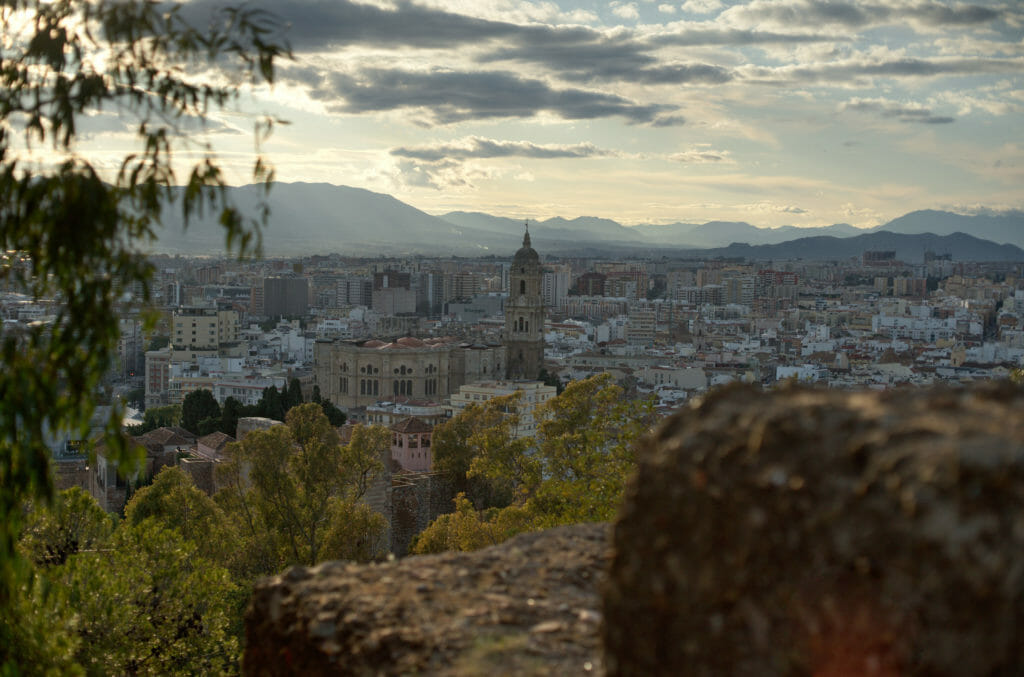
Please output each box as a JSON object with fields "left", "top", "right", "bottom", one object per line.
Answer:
{"left": 504, "top": 227, "right": 545, "bottom": 380}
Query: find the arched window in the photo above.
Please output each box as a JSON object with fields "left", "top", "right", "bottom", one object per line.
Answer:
{"left": 524, "top": 320, "right": 529, "bottom": 333}
{"left": 519, "top": 280, "right": 526, "bottom": 294}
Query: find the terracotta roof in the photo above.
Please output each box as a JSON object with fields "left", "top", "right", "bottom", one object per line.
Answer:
{"left": 138, "top": 427, "right": 192, "bottom": 448}
{"left": 198, "top": 431, "right": 235, "bottom": 452}
{"left": 389, "top": 416, "right": 434, "bottom": 434}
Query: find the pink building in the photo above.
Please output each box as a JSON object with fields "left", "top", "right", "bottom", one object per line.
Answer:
{"left": 390, "top": 417, "right": 433, "bottom": 472}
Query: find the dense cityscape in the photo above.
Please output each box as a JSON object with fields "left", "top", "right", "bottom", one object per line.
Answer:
{"left": 5, "top": 227, "right": 1020, "bottom": 515}
{"left": 3, "top": 0, "right": 1022, "bottom": 671}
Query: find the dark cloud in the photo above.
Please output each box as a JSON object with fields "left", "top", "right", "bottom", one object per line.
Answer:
{"left": 723, "top": 0, "right": 1005, "bottom": 30}
{"left": 483, "top": 40, "right": 734, "bottom": 85}
{"left": 181, "top": 0, "right": 530, "bottom": 50}
{"left": 391, "top": 137, "right": 610, "bottom": 161}
{"left": 651, "top": 114, "right": 688, "bottom": 127}
{"left": 287, "top": 66, "right": 672, "bottom": 124}
{"left": 842, "top": 99, "right": 955, "bottom": 124}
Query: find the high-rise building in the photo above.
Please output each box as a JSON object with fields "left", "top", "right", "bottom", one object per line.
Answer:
{"left": 542, "top": 265, "right": 571, "bottom": 309}
{"left": 505, "top": 227, "right": 545, "bottom": 380}
{"left": 264, "top": 275, "right": 309, "bottom": 318}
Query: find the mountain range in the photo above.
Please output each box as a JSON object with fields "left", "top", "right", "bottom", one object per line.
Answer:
{"left": 151, "top": 182, "right": 1024, "bottom": 262}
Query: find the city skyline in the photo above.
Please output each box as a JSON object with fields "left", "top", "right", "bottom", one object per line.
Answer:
{"left": 72, "top": 0, "right": 1023, "bottom": 230}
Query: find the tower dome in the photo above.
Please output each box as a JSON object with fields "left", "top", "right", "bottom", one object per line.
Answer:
{"left": 512, "top": 224, "right": 540, "bottom": 267}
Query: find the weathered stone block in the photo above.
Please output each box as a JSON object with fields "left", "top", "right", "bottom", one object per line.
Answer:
{"left": 604, "top": 383, "right": 1024, "bottom": 676}
{"left": 244, "top": 523, "right": 608, "bottom": 676}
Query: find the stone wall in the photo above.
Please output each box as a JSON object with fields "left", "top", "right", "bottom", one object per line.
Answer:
{"left": 243, "top": 382, "right": 1024, "bottom": 676}
{"left": 605, "top": 382, "right": 1024, "bottom": 676}
{"left": 389, "top": 472, "right": 452, "bottom": 556}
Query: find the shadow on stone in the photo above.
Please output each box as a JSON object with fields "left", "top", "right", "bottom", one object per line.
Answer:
{"left": 604, "top": 382, "right": 1024, "bottom": 676}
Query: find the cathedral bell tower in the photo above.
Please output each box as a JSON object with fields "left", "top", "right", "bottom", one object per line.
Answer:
{"left": 505, "top": 224, "right": 545, "bottom": 380}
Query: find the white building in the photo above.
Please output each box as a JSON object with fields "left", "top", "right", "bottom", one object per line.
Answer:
{"left": 448, "top": 380, "right": 557, "bottom": 438}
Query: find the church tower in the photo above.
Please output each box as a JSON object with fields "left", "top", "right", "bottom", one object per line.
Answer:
{"left": 505, "top": 224, "right": 545, "bottom": 380}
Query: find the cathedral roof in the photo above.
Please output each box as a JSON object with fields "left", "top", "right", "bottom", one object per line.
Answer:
{"left": 512, "top": 225, "right": 539, "bottom": 266}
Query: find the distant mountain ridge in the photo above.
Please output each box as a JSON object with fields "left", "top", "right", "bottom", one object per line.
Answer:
{"left": 149, "top": 182, "right": 1024, "bottom": 260}
{"left": 673, "top": 231, "right": 1024, "bottom": 263}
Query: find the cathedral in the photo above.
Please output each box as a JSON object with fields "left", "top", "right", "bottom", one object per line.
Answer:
{"left": 314, "top": 227, "right": 545, "bottom": 409}
{"left": 504, "top": 225, "right": 545, "bottom": 380}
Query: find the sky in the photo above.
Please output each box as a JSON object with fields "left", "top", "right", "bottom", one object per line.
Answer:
{"left": 81, "top": 0, "right": 1024, "bottom": 229}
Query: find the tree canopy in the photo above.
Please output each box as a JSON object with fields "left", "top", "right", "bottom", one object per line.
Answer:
{"left": 215, "top": 403, "right": 387, "bottom": 569}
{"left": 180, "top": 389, "right": 221, "bottom": 436}
{"left": 415, "top": 374, "right": 657, "bottom": 554}
{"left": 0, "top": 0, "right": 289, "bottom": 671}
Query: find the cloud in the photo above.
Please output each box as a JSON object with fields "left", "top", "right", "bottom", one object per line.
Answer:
{"left": 393, "top": 158, "right": 468, "bottom": 190}
{"left": 742, "top": 56, "right": 1024, "bottom": 85}
{"left": 611, "top": 2, "right": 641, "bottom": 21}
{"left": 651, "top": 114, "right": 688, "bottom": 127}
{"left": 841, "top": 97, "right": 955, "bottom": 124}
{"left": 681, "top": 0, "right": 724, "bottom": 14}
{"left": 181, "top": 0, "right": 526, "bottom": 51}
{"left": 390, "top": 137, "right": 612, "bottom": 161}
{"left": 669, "top": 148, "right": 733, "bottom": 163}
{"left": 286, "top": 66, "right": 673, "bottom": 124}
{"left": 721, "top": 0, "right": 1007, "bottom": 31}
{"left": 389, "top": 136, "right": 615, "bottom": 190}
{"left": 651, "top": 27, "right": 848, "bottom": 47}
{"left": 658, "top": 5, "right": 677, "bottom": 15}
{"left": 481, "top": 40, "right": 734, "bottom": 85}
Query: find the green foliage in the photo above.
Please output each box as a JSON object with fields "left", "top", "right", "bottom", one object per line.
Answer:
{"left": 320, "top": 499, "right": 388, "bottom": 563}
{"left": 420, "top": 374, "right": 657, "bottom": 553}
{"left": 0, "top": 0, "right": 289, "bottom": 670}
{"left": 215, "top": 404, "right": 386, "bottom": 570}
{"left": 309, "top": 384, "right": 346, "bottom": 424}
{"left": 123, "top": 387, "right": 146, "bottom": 410}
{"left": 220, "top": 396, "right": 243, "bottom": 436}
{"left": 525, "top": 373, "right": 656, "bottom": 525}
{"left": 146, "top": 336, "right": 170, "bottom": 352}
{"left": 180, "top": 389, "right": 221, "bottom": 435}
{"left": 58, "top": 521, "right": 239, "bottom": 676}
{"left": 430, "top": 395, "right": 520, "bottom": 510}
{"left": 197, "top": 416, "right": 222, "bottom": 436}
{"left": 537, "top": 367, "right": 564, "bottom": 395}
{"left": 128, "top": 404, "right": 182, "bottom": 435}
{"left": 124, "top": 467, "right": 240, "bottom": 572}
{"left": 412, "top": 493, "right": 532, "bottom": 555}
{"left": 19, "top": 488, "right": 115, "bottom": 568}
{"left": 256, "top": 385, "right": 286, "bottom": 421}
{"left": 341, "top": 423, "right": 390, "bottom": 500}
{"left": 319, "top": 397, "right": 348, "bottom": 426}
{"left": 285, "top": 377, "right": 304, "bottom": 410}
{"left": 0, "top": 566, "right": 81, "bottom": 676}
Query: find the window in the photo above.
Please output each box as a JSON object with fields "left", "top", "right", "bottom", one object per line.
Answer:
{"left": 520, "top": 280, "right": 526, "bottom": 294}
